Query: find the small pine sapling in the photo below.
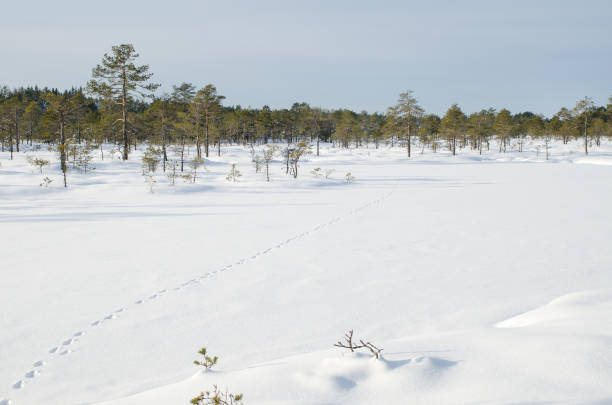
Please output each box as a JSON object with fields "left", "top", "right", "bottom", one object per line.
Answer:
{"left": 182, "top": 173, "right": 193, "bottom": 183}
{"left": 311, "top": 167, "right": 323, "bottom": 180}
{"left": 253, "top": 154, "right": 263, "bottom": 173}
{"left": 194, "top": 347, "right": 218, "bottom": 370}
{"left": 142, "top": 145, "right": 161, "bottom": 174}
{"left": 226, "top": 163, "right": 242, "bottom": 182}
{"left": 27, "top": 155, "right": 50, "bottom": 174}
{"left": 262, "top": 145, "right": 277, "bottom": 182}
{"left": 190, "top": 156, "right": 205, "bottom": 183}
{"left": 69, "top": 144, "right": 80, "bottom": 168}
{"left": 77, "top": 149, "right": 95, "bottom": 173}
{"left": 40, "top": 177, "right": 53, "bottom": 188}
{"left": 344, "top": 172, "right": 355, "bottom": 183}
{"left": 191, "top": 385, "right": 243, "bottom": 405}
{"left": 167, "top": 159, "right": 180, "bottom": 185}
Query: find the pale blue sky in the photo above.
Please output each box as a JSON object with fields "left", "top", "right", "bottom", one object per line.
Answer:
{"left": 1, "top": 0, "right": 610, "bottom": 116}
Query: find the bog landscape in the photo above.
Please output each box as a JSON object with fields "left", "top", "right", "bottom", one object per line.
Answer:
{"left": 1, "top": 2, "right": 611, "bottom": 405}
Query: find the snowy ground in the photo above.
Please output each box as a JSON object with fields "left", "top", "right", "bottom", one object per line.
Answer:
{"left": 1, "top": 140, "right": 612, "bottom": 405}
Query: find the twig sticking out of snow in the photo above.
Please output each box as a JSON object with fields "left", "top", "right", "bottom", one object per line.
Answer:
{"left": 334, "top": 330, "right": 383, "bottom": 359}
{"left": 334, "top": 329, "right": 362, "bottom": 352}
{"left": 359, "top": 339, "right": 383, "bottom": 359}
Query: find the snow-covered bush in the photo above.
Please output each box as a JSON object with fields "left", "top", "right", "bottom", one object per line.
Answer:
{"left": 166, "top": 159, "right": 180, "bottom": 185}
{"left": 312, "top": 167, "right": 335, "bottom": 180}
{"left": 253, "top": 154, "right": 263, "bottom": 173}
{"left": 262, "top": 145, "right": 277, "bottom": 182}
{"left": 26, "top": 155, "right": 50, "bottom": 173}
{"left": 142, "top": 145, "right": 161, "bottom": 174}
{"left": 288, "top": 141, "right": 311, "bottom": 178}
{"left": 311, "top": 167, "right": 323, "bottom": 179}
{"left": 40, "top": 176, "right": 53, "bottom": 188}
{"left": 226, "top": 163, "right": 242, "bottom": 182}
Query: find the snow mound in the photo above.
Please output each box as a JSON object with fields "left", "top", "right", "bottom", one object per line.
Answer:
{"left": 295, "top": 352, "right": 456, "bottom": 394}
{"left": 96, "top": 351, "right": 458, "bottom": 405}
{"left": 573, "top": 157, "right": 612, "bottom": 166}
{"left": 496, "top": 289, "right": 612, "bottom": 330}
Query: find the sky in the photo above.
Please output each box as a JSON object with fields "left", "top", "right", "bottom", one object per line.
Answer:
{"left": 1, "top": 0, "right": 611, "bottom": 116}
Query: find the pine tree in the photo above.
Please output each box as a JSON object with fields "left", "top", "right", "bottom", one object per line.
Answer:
{"left": 574, "top": 96, "right": 595, "bottom": 155}
{"left": 440, "top": 104, "right": 466, "bottom": 155}
{"left": 192, "top": 85, "right": 225, "bottom": 158}
{"left": 493, "top": 109, "right": 513, "bottom": 153}
{"left": 23, "top": 101, "right": 42, "bottom": 146}
{"left": 389, "top": 90, "right": 424, "bottom": 157}
{"left": 87, "top": 44, "right": 159, "bottom": 160}
{"left": 467, "top": 109, "right": 495, "bottom": 155}
{"left": 43, "top": 93, "right": 74, "bottom": 187}
{"left": 3, "top": 97, "right": 25, "bottom": 156}
{"left": 333, "top": 110, "right": 357, "bottom": 148}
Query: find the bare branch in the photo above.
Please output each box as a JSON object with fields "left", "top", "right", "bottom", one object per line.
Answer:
{"left": 359, "top": 340, "right": 383, "bottom": 359}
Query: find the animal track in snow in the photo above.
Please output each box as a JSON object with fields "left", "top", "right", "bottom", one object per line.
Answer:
{"left": 12, "top": 380, "right": 24, "bottom": 390}
{"left": 62, "top": 338, "right": 76, "bottom": 346}
{"left": 6, "top": 188, "right": 394, "bottom": 400}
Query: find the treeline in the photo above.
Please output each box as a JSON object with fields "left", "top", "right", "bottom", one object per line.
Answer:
{"left": 1, "top": 44, "right": 611, "bottom": 165}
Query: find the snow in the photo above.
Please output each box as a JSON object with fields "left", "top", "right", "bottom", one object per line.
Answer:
{"left": 1, "top": 140, "right": 612, "bottom": 405}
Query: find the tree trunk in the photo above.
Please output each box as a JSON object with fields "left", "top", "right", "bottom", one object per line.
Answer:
{"left": 205, "top": 112, "right": 210, "bottom": 157}
{"left": 122, "top": 70, "right": 129, "bottom": 160}
{"left": 122, "top": 98, "right": 128, "bottom": 160}
{"left": 180, "top": 136, "right": 185, "bottom": 171}
{"left": 161, "top": 115, "right": 168, "bottom": 172}
{"left": 195, "top": 127, "right": 201, "bottom": 158}
{"left": 60, "top": 119, "right": 67, "bottom": 187}
{"left": 584, "top": 116, "right": 589, "bottom": 155}
{"left": 9, "top": 127, "right": 14, "bottom": 160}
{"left": 407, "top": 135, "right": 411, "bottom": 157}
{"left": 14, "top": 111, "right": 20, "bottom": 153}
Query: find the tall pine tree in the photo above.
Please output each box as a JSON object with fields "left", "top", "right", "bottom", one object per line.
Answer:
{"left": 87, "top": 44, "right": 159, "bottom": 160}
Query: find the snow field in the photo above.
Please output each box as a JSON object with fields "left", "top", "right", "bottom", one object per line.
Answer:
{"left": 1, "top": 140, "right": 612, "bottom": 404}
